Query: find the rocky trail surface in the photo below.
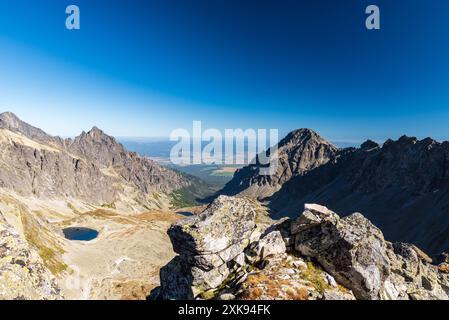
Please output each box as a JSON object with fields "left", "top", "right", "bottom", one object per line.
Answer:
{"left": 153, "top": 196, "right": 449, "bottom": 300}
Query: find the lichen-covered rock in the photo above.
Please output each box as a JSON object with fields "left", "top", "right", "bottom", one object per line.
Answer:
{"left": 156, "top": 200, "right": 449, "bottom": 301}
{"left": 293, "top": 203, "right": 449, "bottom": 300}
{"left": 294, "top": 210, "right": 390, "bottom": 300}
{"left": 386, "top": 242, "right": 449, "bottom": 300}
{"left": 157, "top": 196, "right": 260, "bottom": 299}
{"left": 291, "top": 204, "right": 338, "bottom": 234}
{"left": 237, "top": 253, "right": 355, "bottom": 300}
{"left": 168, "top": 195, "right": 257, "bottom": 257}
{"left": 253, "top": 231, "right": 286, "bottom": 259}
{"left": 0, "top": 216, "right": 63, "bottom": 300}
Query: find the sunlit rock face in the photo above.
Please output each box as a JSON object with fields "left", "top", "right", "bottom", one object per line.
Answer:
{"left": 155, "top": 199, "right": 449, "bottom": 301}
{"left": 0, "top": 215, "right": 63, "bottom": 300}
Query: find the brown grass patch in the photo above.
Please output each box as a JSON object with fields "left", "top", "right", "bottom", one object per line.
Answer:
{"left": 246, "top": 273, "right": 271, "bottom": 287}
{"left": 438, "top": 264, "right": 449, "bottom": 273}
{"left": 241, "top": 287, "right": 263, "bottom": 300}
{"left": 136, "top": 211, "right": 183, "bottom": 223}
{"left": 113, "top": 280, "right": 154, "bottom": 300}
{"left": 286, "top": 287, "right": 309, "bottom": 300}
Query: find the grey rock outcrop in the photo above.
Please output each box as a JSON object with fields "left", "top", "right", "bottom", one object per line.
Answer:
{"left": 156, "top": 196, "right": 287, "bottom": 299}
{"left": 156, "top": 198, "right": 449, "bottom": 300}
{"left": 157, "top": 196, "right": 261, "bottom": 299}
{"left": 0, "top": 214, "right": 63, "bottom": 300}
{"left": 292, "top": 204, "right": 449, "bottom": 300}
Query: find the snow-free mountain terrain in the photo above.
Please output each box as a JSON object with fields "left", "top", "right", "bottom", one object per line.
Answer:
{"left": 0, "top": 112, "right": 203, "bottom": 299}
{"left": 3, "top": 112, "right": 449, "bottom": 300}
{"left": 220, "top": 128, "right": 449, "bottom": 255}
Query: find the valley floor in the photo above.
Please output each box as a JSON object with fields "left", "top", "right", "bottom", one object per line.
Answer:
{"left": 57, "top": 210, "right": 181, "bottom": 300}
{"left": 0, "top": 189, "right": 187, "bottom": 300}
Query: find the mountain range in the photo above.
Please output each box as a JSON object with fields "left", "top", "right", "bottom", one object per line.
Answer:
{"left": 2, "top": 111, "right": 449, "bottom": 300}
{"left": 220, "top": 128, "right": 449, "bottom": 255}
{"left": 0, "top": 112, "right": 212, "bottom": 300}
{"left": 0, "top": 111, "right": 200, "bottom": 210}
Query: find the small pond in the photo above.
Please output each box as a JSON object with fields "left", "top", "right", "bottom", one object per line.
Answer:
{"left": 177, "top": 211, "right": 194, "bottom": 217}
{"left": 63, "top": 227, "right": 99, "bottom": 241}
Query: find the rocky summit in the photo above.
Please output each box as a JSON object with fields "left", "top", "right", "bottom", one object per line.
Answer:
{"left": 154, "top": 196, "right": 449, "bottom": 300}
{"left": 220, "top": 128, "right": 338, "bottom": 200}
{"left": 219, "top": 128, "right": 449, "bottom": 256}
{"left": 0, "top": 112, "right": 190, "bottom": 208}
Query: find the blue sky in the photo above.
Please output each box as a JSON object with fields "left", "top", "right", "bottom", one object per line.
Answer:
{"left": 0, "top": 0, "right": 449, "bottom": 142}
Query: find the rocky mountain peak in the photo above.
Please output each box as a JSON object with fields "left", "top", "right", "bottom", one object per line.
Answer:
{"left": 398, "top": 134, "right": 418, "bottom": 143}
{"left": 276, "top": 128, "right": 338, "bottom": 175}
{"left": 280, "top": 128, "right": 334, "bottom": 149}
{"left": 87, "top": 126, "right": 109, "bottom": 140}
{"left": 75, "top": 126, "right": 116, "bottom": 144}
{"left": 0, "top": 111, "right": 21, "bottom": 127}
{"left": 0, "top": 112, "right": 192, "bottom": 206}
{"left": 0, "top": 111, "right": 52, "bottom": 143}
{"left": 361, "top": 139, "right": 380, "bottom": 151}
{"left": 220, "top": 128, "right": 338, "bottom": 199}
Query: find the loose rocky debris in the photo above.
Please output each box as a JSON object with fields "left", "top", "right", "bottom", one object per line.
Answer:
{"left": 236, "top": 253, "right": 354, "bottom": 300}
{"left": 152, "top": 196, "right": 449, "bottom": 300}
{"left": 0, "top": 214, "right": 63, "bottom": 300}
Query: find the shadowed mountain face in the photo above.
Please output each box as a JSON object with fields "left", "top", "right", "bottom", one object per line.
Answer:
{"left": 219, "top": 128, "right": 338, "bottom": 200}
{"left": 219, "top": 129, "right": 449, "bottom": 255}
{"left": 0, "top": 112, "right": 191, "bottom": 207}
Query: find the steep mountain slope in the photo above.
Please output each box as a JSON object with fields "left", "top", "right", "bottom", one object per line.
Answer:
{"left": 0, "top": 111, "right": 208, "bottom": 300}
{"left": 269, "top": 135, "right": 449, "bottom": 255}
{"left": 220, "top": 129, "right": 338, "bottom": 199}
{"left": 0, "top": 112, "right": 191, "bottom": 210}
{"left": 218, "top": 129, "right": 449, "bottom": 255}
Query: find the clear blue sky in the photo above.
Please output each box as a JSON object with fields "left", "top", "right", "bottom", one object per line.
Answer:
{"left": 0, "top": 0, "right": 448, "bottom": 142}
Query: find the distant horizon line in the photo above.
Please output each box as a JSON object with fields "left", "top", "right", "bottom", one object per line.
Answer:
{"left": 4, "top": 111, "right": 449, "bottom": 146}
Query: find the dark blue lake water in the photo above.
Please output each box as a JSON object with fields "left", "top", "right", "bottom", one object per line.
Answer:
{"left": 63, "top": 227, "right": 99, "bottom": 241}
{"left": 177, "top": 211, "right": 194, "bottom": 217}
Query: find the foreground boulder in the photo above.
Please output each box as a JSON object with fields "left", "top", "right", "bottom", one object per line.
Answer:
{"left": 292, "top": 205, "right": 449, "bottom": 300}
{"left": 293, "top": 210, "right": 390, "bottom": 299}
{"left": 156, "top": 196, "right": 271, "bottom": 299}
{"left": 168, "top": 195, "right": 258, "bottom": 269}
{"left": 0, "top": 215, "right": 63, "bottom": 300}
